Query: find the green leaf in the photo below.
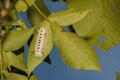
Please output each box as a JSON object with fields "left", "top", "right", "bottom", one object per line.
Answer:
{"left": 16, "top": 52, "right": 24, "bottom": 63}
{"left": 29, "top": 74, "right": 37, "bottom": 80}
{"left": 2, "top": 27, "right": 35, "bottom": 51}
{"left": 66, "top": 0, "right": 120, "bottom": 51}
{"left": 27, "top": 0, "right": 50, "bottom": 27}
{"left": 8, "top": 9, "right": 16, "bottom": 21}
{"left": 49, "top": 9, "right": 91, "bottom": 26}
{"left": 2, "top": 70, "right": 12, "bottom": 80}
{"left": 15, "top": 0, "right": 28, "bottom": 12}
{"left": 50, "top": 22, "right": 101, "bottom": 71}
{"left": 24, "top": 0, "right": 36, "bottom": 7}
{"left": 116, "top": 72, "right": 120, "bottom": 80}
{"left": 27, "top": 21, "right": 53, "bottom": 75}
{"left": 3, "top": 52, "right": 26, "bottom": 71}
{"left": 11, "top": 73, "right": 28, "bottom": 80}
{"left": 3, "top": 15, "right": 19, "bottom": 26}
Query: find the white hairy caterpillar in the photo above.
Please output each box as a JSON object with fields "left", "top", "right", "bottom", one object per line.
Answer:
{"left": 34, "top": 27, "right": 47, "bottom": 58}
{"left": 28, "top": 21, "right": 53, "bottom": 75}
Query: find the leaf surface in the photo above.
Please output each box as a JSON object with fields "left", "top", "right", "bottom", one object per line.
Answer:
{"left": 29, "top": 74, "right": 37, "bottom": 80}
{"left": 66, "top": 0, "right": 120, "bottom": 51}
{"left": 2, "top": 67, "right": 27, "bottom": 80}
{"left": 27, "top": 0, "right": 50, "bottom": 27}
{"left": 15, "top": 0, "right": 28, "bottom": 12}
{"left": 49, "top": 9, "right": 91, "bottom": 26}
{"left": 25, "top": 0, "right": 36, "bottom": 6}
{"left": 11, "top": 73, "right": 27, "bottom": 80}
{"left": 116, "top": 72, "right": 120, "bottom": 80}
{"left": 51, "top": 22, "right": 101, "bottom": 71}
{"left": 2, "top": 27, "right": 35, "bottom": 51}
{"left": 4, "top": 52, "right": 26, "bottom": 71}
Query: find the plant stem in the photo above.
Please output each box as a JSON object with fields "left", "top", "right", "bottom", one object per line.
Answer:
{"left": 33, "top": 3, "right": 48, "bottom": 21}
{"left": 0, "top": 0, "right": 11, "bottom": 30}
{"left": 32, "top": 2, "right": 62, "bottom": 32}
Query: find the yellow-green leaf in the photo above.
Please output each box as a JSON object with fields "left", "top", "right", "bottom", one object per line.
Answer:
{"left": 3, "top": 70, "right": 28, "bottom": 80}
{"left": 29, "top": 74, "right": 37, "bottom": 80}
{"left": 27, "top": 0, "right": 49, "bottom": 27}
{"left": 66, "top": 0, "right": 120, "bottom": 51}
{"left": 2, "top": 70, "right": 12, "bottom": 80}
{"left": 116, "top": 72, "right": 120, "bottom": 80}
{"left": 2, "top": 27, "right": 35, "bottom": 51}
{"left": 50, "top": 22, "right": 101, "bottom": 71}
{"left": 27, "top": 21, "right": 53, "bottom": 75}
{"left": 15, "top": 0, "right": 28, "bottom": 12}
{"left": 24, "top": 0, "right": 36, "bottom": 6}
{"left": 17, "top": 52, "right": 24, "bottom": 63}
{"left": 49, "top": 9, "right": 91, "bottom": 26}
{"left": 11, "top": 73, "right": 27, "bottom": 80}
{"left": 3, "top": 52, "right": 26, "bottom": 71}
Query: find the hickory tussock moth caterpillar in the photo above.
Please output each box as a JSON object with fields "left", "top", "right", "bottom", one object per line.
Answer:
{"left": 34, "top": 27, "right": 47, "bottom": 58}
{"left": 28, "top": 21, "right": 53, "bottom": 75}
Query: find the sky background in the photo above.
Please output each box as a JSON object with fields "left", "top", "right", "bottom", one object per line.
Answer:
{"left": 21, "top": 0, "right": 120, "bottom": 80}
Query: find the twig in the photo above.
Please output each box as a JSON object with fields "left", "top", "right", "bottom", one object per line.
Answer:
{"left": 0, "top": 0, "right": 11, "bottom": 30}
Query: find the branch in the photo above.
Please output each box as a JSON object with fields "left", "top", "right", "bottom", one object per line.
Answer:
{"left": 0, "top": 0, "right": 10, "bottom": 38}
{"left": 0, "top": 0, "right": 11, "bottom": 30}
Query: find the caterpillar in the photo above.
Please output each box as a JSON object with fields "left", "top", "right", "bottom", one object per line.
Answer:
{"left": 32, "top": 21, "right": 53, "bottom": 59}
{"left": 34, "top": 27, "right": 47, "bottom": 58}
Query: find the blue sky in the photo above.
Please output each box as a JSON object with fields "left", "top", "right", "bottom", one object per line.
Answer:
{"left": 21, "top": 0, "right": 120, "bottom": 80}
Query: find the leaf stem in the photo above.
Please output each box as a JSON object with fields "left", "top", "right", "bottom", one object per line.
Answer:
{"left": 32, "top": 2, "right": 62, "bottom": 32}
{"left": 0, "top": 0, "right": 11, "bottom": 30}
{"left": 33, "top": 3, "right": 48, "bottom": 20}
